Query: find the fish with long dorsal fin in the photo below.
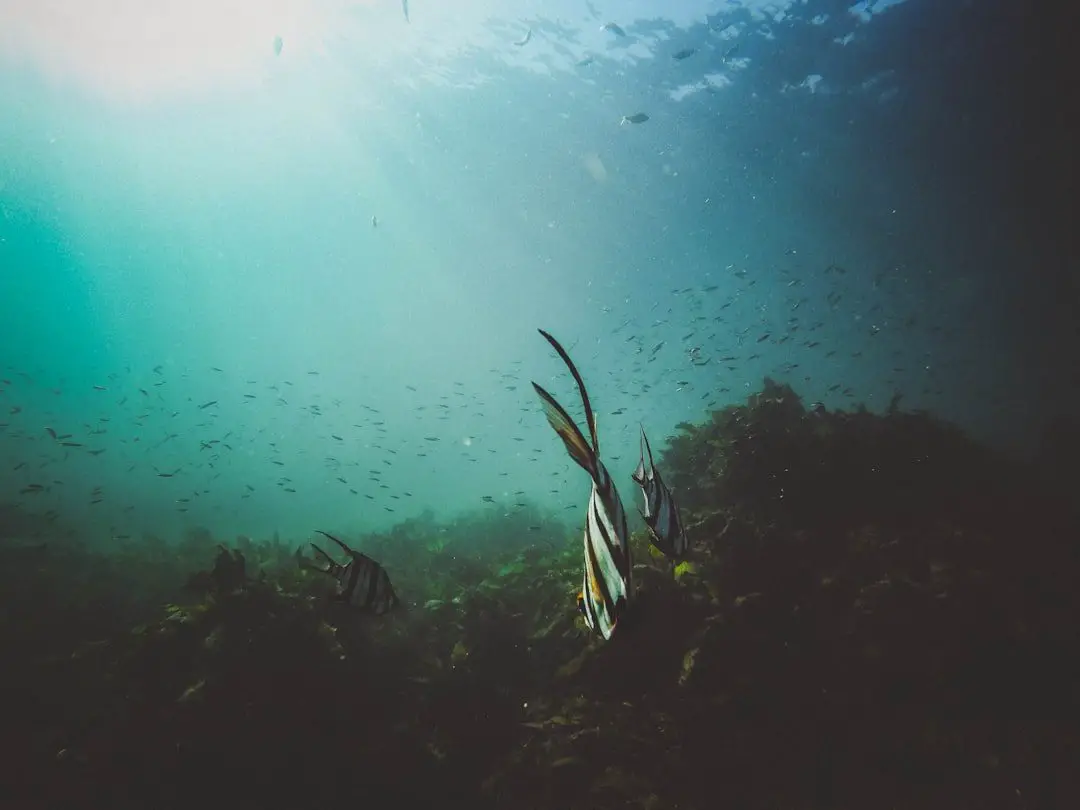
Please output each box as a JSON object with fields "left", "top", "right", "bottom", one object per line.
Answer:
{"left": 532, "top": 329, "right": 631, "bottom": 640}
{"left": 298, "top": 531, "right": 399, "bottom": 614}
{"left": 632, "top": 425, "right": 688, "bottom": 560}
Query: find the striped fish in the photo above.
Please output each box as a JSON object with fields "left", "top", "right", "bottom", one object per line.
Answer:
{"left": 298, "top": 530, "right": 399, "bottom": 614}
{"left": 632, "top": 426, "right": 688, "bottom": 560}
{"left": 532, "top": 329, "right": 631, "bottom": 641}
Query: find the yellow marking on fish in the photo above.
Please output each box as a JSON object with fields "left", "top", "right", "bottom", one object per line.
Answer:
{"left": 587, "top": 554, "right": 605, "bottom": 603}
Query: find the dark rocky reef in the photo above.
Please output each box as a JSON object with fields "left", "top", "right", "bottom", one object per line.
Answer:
{"left": 3, "top": 381, "right": 1077, "bottom": 810}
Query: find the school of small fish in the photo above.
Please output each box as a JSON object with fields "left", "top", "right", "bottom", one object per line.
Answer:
{"left": 3, "top": 5, "right": 961, "bottom": 634}
{"left": 0, "top": 269, "right": 945, "bottom": 515}
{"left": 0, "top": 259, "right": 956, "bottom": 636}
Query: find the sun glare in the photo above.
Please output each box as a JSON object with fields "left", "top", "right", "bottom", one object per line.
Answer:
{"left": 0, "top": 0, "right": 346, "bottom": 103}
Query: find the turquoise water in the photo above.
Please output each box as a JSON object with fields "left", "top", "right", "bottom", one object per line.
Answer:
{"left": 0, "top": 0, "right": 1070, "bottom": 548}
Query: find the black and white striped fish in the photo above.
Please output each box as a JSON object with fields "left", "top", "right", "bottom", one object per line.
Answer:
{"left": 297, "top": 530, "right": 399, "bottom": 614}
{"left": 632, "top": 426, "right": 688, "bottom": 559}
{"left": 532, "top": 329, "right": 631, "bottom": 641}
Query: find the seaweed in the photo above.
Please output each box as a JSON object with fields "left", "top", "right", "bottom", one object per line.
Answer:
{"left": 3, "top": 380, "right": 1079, "bottom": 810}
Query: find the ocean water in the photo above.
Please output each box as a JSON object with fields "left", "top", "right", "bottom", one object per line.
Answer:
{"left": 2, "top": 0, "right": 1069, "bottom": 548}
{"left": 3, "top": 2, "right": 1078, "bottom": 808}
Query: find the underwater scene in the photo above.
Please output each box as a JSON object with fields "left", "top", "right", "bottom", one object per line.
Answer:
{"left": 1, "top": 1, "right": 1078, "bottom": 808}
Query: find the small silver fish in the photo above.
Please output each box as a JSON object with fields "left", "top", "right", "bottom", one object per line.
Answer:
{"left": 601, "top": 22, "right": 627, "bottom": 37}
{"left": 620, "top": 112, "right": 649, "bottom": 125}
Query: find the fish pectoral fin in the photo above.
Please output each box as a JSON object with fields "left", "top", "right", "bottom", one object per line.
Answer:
{"left": 532, "top": 383, "right": 596, "bottom": 474}
{"left": 638, "top": 507, "right": 662, "bottom": 538}
{"left": 637, "top": 514, "right": 666, "bottom": 551}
